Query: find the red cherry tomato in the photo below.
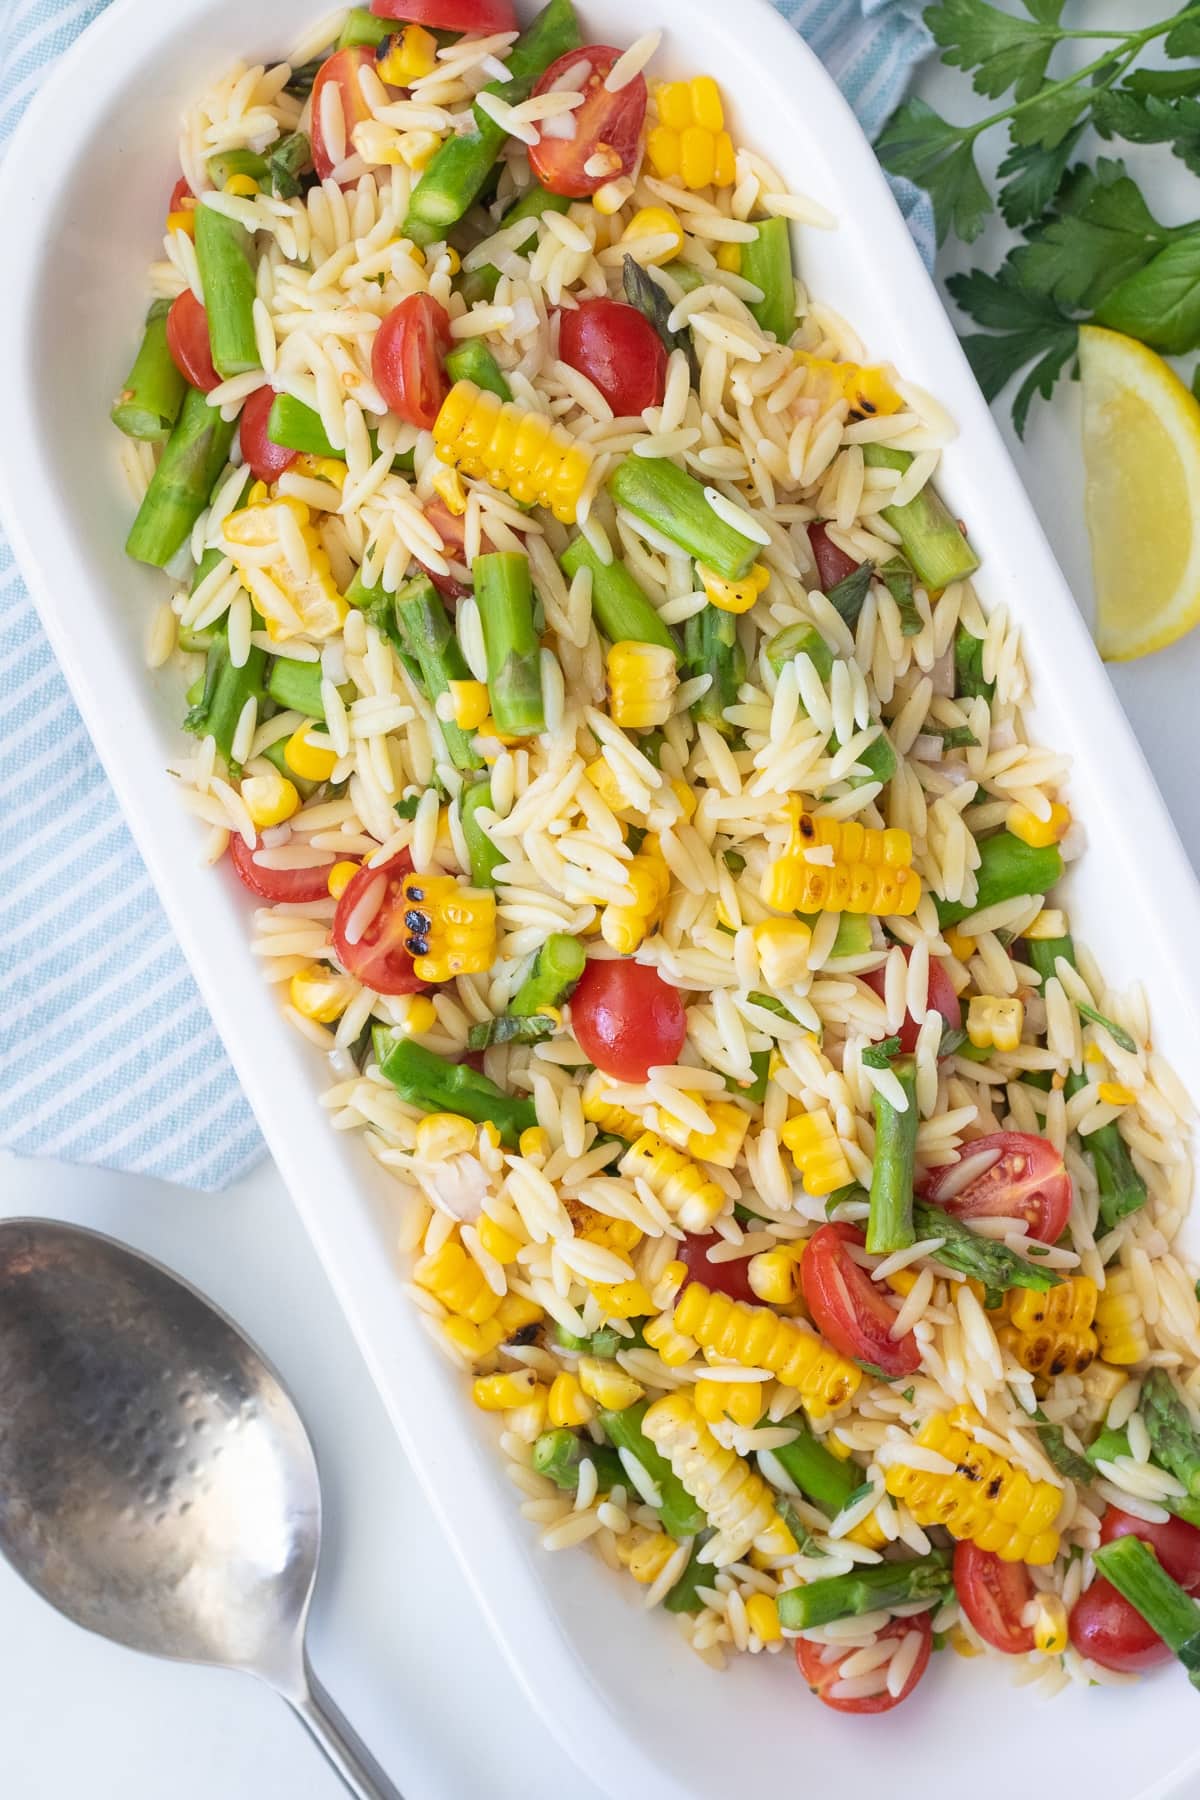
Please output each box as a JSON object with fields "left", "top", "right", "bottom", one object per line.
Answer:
{"left": 169, "top": 176, "right": 194, "bottom": 212}
{"left": 372, "top": 293, "right": 452, "bottom": 430}
{"left": 229, "top": 834, "right": 339, "bottom": 904}
{"left": 165, "top": 290, "right": 219, "bottom": 393}
{"left": 678, "top": 1233, "right": 756, "bottom": 1304}
{"left": 1069, "top": 1578, "right": 1171, "bottom": 1673}
{"left": 800, "top": 1223, "right": 921, "bottom": 1378}
{"left": 796, "top": 1614, "right": 932, "bottom": 1714}
{"left": 862, "top": 947, "right": 962, "bottom": 1056}
{"left": 808, "top": 522, "right": 859, "bottom": 591}
{"left": 558, "top": 299, "right": 667, "bottom": 417}
{"left": 239, "top": 386, "right": 298, "bottom": 484}
{"left": 953, "top": 1543, "right": 1036, "bottom": 1654}
{"left": 311, "top": 47, "right": 374, "bottom": 183}
{"left": 370, "top": 0, "right": 516, "bottom": 25}
{"left": 331, "top": 849, "right": 432, "bottom": 996}
{"left": 569, "top": 959, "right": 686, "bottom": 1083}
{"left": 529, "top": 47, "right": 648, "bottom": 198}
{"left": 1100, "top": 1506, "right": 1200, "bottom": 1594}
{"left": 920, "top": 1130, "right": 1071, "bottom": 1244}
{"left": 417, "top": 499, "right": 479, "bottom": 603}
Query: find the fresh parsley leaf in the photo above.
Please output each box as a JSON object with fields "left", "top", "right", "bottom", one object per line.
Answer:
{"left": 1165, "top": 10, "right": 1200, "bottom": 59}
{"left": 946, "top": 265, "right": 1077, "bottom": 436}
{"left": 1009, "top": 82, "right": 1093, "bottom": 151}
{"left": 1094, "top": 230, "right": 1200, "bottom": 354}
{"left": 1094, "top": 88, "right": 1200, "bottom": 176}
{"left": 875, "top": 97, "right": 992, "bottom": 244}
{"left": 1008, "top": 161, "right": 1172, "bottom": 309}
{"left": 1193, "top": 363, "right": 1200, "bottom": 402}
{"left": 1126, "top": 65, "right": 1200, "bottom": 100}
{"left": 927, "top": 0, "right": 1063, "bottom": 101}
{"left": 996, "top": 126, "right": 1082, "bottom": 227}
{"left": 861, "top": 1035, "right": 902, "bottom": 1070}
{"left": 1076, "top": 1000, "right": 1138, "bottom": 1056}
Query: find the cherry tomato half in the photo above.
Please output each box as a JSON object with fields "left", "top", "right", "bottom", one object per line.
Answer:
{"left": 169, "top": 176, "right": 194, "bottom": 212}
{"left": 861, "top": 947, "right": 962, "bottom": 1056}
{"left": 373, "top": 293, "right": 452, "bottom": 430}
{"left": 920, "top": 1130, "right": 1071, "bottom": 1244}
{"left": 678, "top": 1232, "right": 756, "bottom": 1305}
{"left": 311, "top": 47, "right": 374, "bottom": 183}
{"left": 417, "top": 498, "right": 483, "bottom": 603}
{"left": 370, "top": 0, "right": 516, "bottom": 26}
{"left": 165, "top": 290, "right": 219, "bottom": 393}
{"left": 953, "top": 1542, "right": 1035, "bottom": 1654}
{"left": 331, "top": 849, "right": 432, "bottom": 996}
{"left": 808, "top": 522, "right": 859, "bottom": 592}
{"left": 569, "top": 958, "right": 686, "bottom": 1083}
{"left": 229, "top": 834, "right": 339, "bottom": 903}
{"left": 558, "top": 299, "right": 667, "bottom": 418}
{"left": 529, "top": 46, "right": 647, "bottom": 198}
{"left": 1069, "top": 1578, "right": 1171, "bottom": 1673}
{"left": 239, "top": 386, "right": 298, "bottom": 484}
{"left": 1100, "top": 1506, "right": 1200, "bottom": 1594}
{"left": 800, "top": 1223, "right": 921, "bottom": 1378}
{"left": 796, "top": 1614, "right": 932, "bottom": 1714}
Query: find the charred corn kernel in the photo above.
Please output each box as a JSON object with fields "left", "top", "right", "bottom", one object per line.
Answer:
{"left": 400, "top": 871, "right": 497, "bottom": 983}
{"left": 377, "top": 21, "right": 438, "bottom": 84}
{"left": 1099, "top": 1081, "right": 1136, "bottom": 1107}
{"left": 949, "top": 1625, "right": 982, "bottom": 1659}
{"left": 414, "top": 1238, "right": 500, "bottom": 1324}
{"left": 166, "top": 209, "right": 195, "bottom": 237}
{"left": 648, "top": 80, "right": 735, "bottom": 190}
{"left": 780, "top": 1109, "right": 853, "bottom": 1198}
{"left": 289, "top": 967, "right": 357, "bottom": 1023}
{"left": 518, "top": 1125, "right": 550, "bottom": 1161}
{"left": 1025, "top": 907, "right": 1068, "bottom": 941}
{"left": 746, "top": 1594, "right": 781, "bottom": 1644}
{"left": 658, "top": 1099, "right": 750, "bottom": 1171}
{"left": 416, "top": 1112, "right": 476, "bottom": 1160}
{"left": 967, "top": 995, "right": 1024, "bottom": 1054}
{"left": 478, "top": 1215, "right": 522, "bottom": 1265}
{"left": 607, "top": 640, "right": 678, "bottom": 731}
{"left": 644, "top": 1311, "right": 697, "bottom": 1366}
{"left": 1007, "top": 801, "right": 1071, "bottom": 850}
{"left": 547, "top": 1371, "right": 593, "bottom": 1428}
{"left": 621, "top": 205, "right": 686, "bottom": 264}
{"left": 695, "top": 1376, "right": 764, "bottom": 1428}
{"left": 1095, "top": 1268, "right": 1150, "bottom": 1365}
{"left": 753, "top": 917, "right": 813, "bottom": 989}
{"left": 620, "top": 1132, "right": 725, "bottom": 1234}
{"left": 432, "top": 381, "right": 593, "bottom": 523}
{"left": 241, "top": 770, "right": 300, "bottom": 830}
{"left": 1079, "top": 1359, "right": 1129, "bottom": 1423}
{"left": 997, "top": 1277, "right": 1099, "bottom": 1378}
{"left": 225, "top": 172, "right": 259, "bottom": 197}
{"left": 793, "top": 351, "right": 903, "bottom": 419}
{"left": 224, "top": 497, "right": 348, "bottom": 640}
{"left": 848, "top": 1512, "right": 889, "bottom": 1550}
{"left": 448, "top": 678, "right": 490, "bottom": 731}
{"left": 945, "top": 927, "right": 976, "bottom": 961}
{"left": 495, "top": 1293, "right": 543, "bottom": 1335}
{"left": 580, "top": 1075, "right": 642, "bottom": 1143}
{"left": 762, "top": 802, "right": 919, "bottom": 917}
{"left": 601, "top": 837, "right": 671, "bottom": 953}
{"left": 699, "top": 560, "right": 770, "bottom": 615}
{"left": 472, "top": 1369, "right": 539, "bottom": 1412}
{"left": 674, "top": 1283, "right": 860, "bottom": 1416}
{"left": 442, "top": 1314, "right": 505, "bottom": 1360}
{"left": 324, "top": 862, "right": 358, "bottom": 903}
{"left": 644, "top": 1393, "right": 798, "bottom": 1563}
{"left": 430, "top": 461, "right": 468, "bottom": 516}
{"left": 587, "top": 1278, "right": 655, "bottom": 1320}
{"left": 285, "top": 724, "right": 339, "bottom": 784}
{"left": 716, "top": 242, "right": 742, "bottom": 274}
{"left": 400, "top": 994, "right": 438, "bottom": 1036}
{"left": 626, "top": 1532, "right": 679, "bottom": 1584}
{"left": 593, "top": 176, "right": 635, "bottom": 216}
{"left": 578, "top": 1358, "right": 644, "bottom": 1410}
{"left": 748, "top": 1247, "right": 804, "bottom": 1306}
{"left": 1033, "top": 1594, "right": 1069, "bottom": 1655}
{"left": 294, "top": 454, "right": 348, "bottom": 489}
{"left": 883, "top": 1406, "right": 1061, "bottom": 1564}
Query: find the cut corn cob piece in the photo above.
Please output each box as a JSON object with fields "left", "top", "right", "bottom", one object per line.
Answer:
{"left": 432, "top": 381, "right": 593, "bottom": 523}
{"left": 1094, "top": 1268, "right": 1150, "bottom": 1364}
{"left": 674, "top": 1283, "right": 859, "bottom": 1416}
{"left": 883, "top": 1406, "right": 1062, "bottom": 1563}
{"left": 762, "top": 802, "right": 919, "bottom": 916}
{"left": 643, "top": 1393, "right": 798, "bottom": 1564}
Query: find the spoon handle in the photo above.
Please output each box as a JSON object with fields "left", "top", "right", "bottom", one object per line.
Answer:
{"left": 284, "top": 1655, "right": 405, "bottom": 1800}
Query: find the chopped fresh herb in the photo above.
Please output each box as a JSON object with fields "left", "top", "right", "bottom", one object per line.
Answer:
{"left": 825, "top": 561, "right": 874, "bottom": 627}
{"left": 394, "top": 794, "right": 422, "bottom": 818}
{"left": 901, "top": 1387, "right": 916, "bottom": 1403}
{"left": 748, "top": 991, "right": 797, "bottom": 1023}
{"left": 861, "top": 1035, "right": 903, "bottom": 1070}
{"left": 623, "top": 255, "right": 699, "bottom": 383}
{"left": 723, "top": 848, "right": 746, "bottom": 875}
{"left": 880, "top": 557, "right": 923, "bottom": 635}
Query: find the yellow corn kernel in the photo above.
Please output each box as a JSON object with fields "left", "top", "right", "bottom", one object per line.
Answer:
{"left": 601, "top": 837, "right": 671, "bottom": 955}
{"left": 780, "top": 1109, "right": 853, "bottom": 1198}
{"left": 998, "top": 1277, "right": 1099, "bottom": 1378}
{"left": 716, "top": 242, "right": 742, "bottom": 274}
{"left": 883, "top": 1406, "right": 1061, "bottom": 1564}
{"left": 495, "top": 1293, "right": 543, "bottom": 1335}
{"left": 578, "top": 1358, "right": 644, "bottom": 1411}
{"left": 289, "top": 967, "right": 357, "bottom": 1024}
{"left": 674, "top": 1284, "right": 860, "bottom": 1416}
{"left": 1007, "top": 802, "right": 1071, "bottom": 850}
{"left": 626, "top": 1532, "right": 679, "bottom": 1584}
{"left": 415, "top": 1112, "right": 477, "bottom": 1160}
{"left": 376, "top": 21, "right": 438, "bottom": 85}
{"left": 762, "top": 801, "right": 919, "bottom": 917}
{"left": 1094, "top": 1268, "right": 1150, "bottom": 1365}
{"left": 414, "top": 1238, "right": 500, "bottom": 1324}
{"left": 584, "top": 755, "right": 632, "bottom": 819}
{"left": 967, "top": 994, "right": 1025, "bottom": 1054}
{"left": 294, "top": 454, "right": 348, "bottom": 489}
{"left": 478, "top": 1214, "right": 522, "bottom": 1265}
{"left": 1078, "top": 1359, "right": 1129, "bottom": 1424}
{"left": 620, "top": 1132, "right": 725, "bottom": 1234}
{"left": 1098, "top": 1081, "right": 1136, "bottom": 1107}
{"left": 753, "top": 917, "right": 813, "bottom": 989}
{"left": 224, "top": 172, "right": 259, "bottom": 197}
{"left": 166, "top": 209, "right": 195, "bottom": 237}
{"left": 448, "top": 679, "right": 490, "bottom": 731}
{"left": 505, "top": 1385, "right": 550, "bottom": 1442}
{"left": 793, "top": 351, "right": 904, "bottom": 420}
{"left": 246, "top": 480, "right": 270, "bottom": 507}
{"left": 670, "top": 778, "right": 697, "bottom": 822}
{"left": 699, "top": 560, "right": 770, "bottom": 615}
{"left": 694, "top": 1376, "right": 764, "bottom": 1428}
{"left": 848, "top": 1512, "right": 889, "bottom": 1550}
{"left": 430, "top": 461, "right": 468, "bottom": 516}
{"left": 945, "top": 928, "right": 976, "bottom": 961}
{"left": 593, "top": 176, "right": 635, "bottom": 216}
{"left": 1025, "top": 908, "right": 1067, "bottom": 941}
{"left": 643, "top": 1394, "right": 798, "bottom": 1563}
{"left": 442, "top": 1314, "right": 505, "bottom": 1360}
{"left": 432, "top": 381, "right": 593, "bottom": 523}
{"left": 949, "top": 1625, "right": 982, "bottom": 1659}
{"left": 397, "top": 130, "right": 439, "bottom": 172}
{"left": 649, "top": 1261, "right": 688, "bottom": 1316}
{"left": 748, "top": 1247, "right": 804, "bottom": 1307}
{"left": 241, "top": 770, "right": 300, "bottom": 830}
{"left": 472, "top": 1369, "right": 540, "bottom": 1412}
{"left": 519, "top": 1125, "right": 550, "bottom": 1160}
{"left": 579, "top": 1075, "right": 642, "bottom": 1143}
{"left": 643, "top": 1311, "right": 698, "bottom": 1367}
{"left": 547, "top": 1371, "right": 593, "bottom": 1428}
{"left": 1033, "top": 1594, "right": 1069, "bottom": 1656}
{"left": 401, "top": 993, "right": 438, "bottom": 1035}
{"left": 284, "top": 724, "right": 339, "bottom": 784}
{"left": 745, "top": 1593, "right": 781, "bottom": 1644}
{"left": 621, "top": 205, "right": 685, "bottom": 265}
{"left": 587, "top": 1278, "right": 655, "bottom": 1320}
{"left": 1085, "top": 1043, "right": 1107, "bottom": 1066}
{"left": 224, "top": 497, "right": 348, "bottom": 640}
{"left": 400, "top": 871, "right": 497, "bottom": 983}
{"left": 648, "top": 79, "right": 735, "bottom": 191}
{"left": 607, "top": 640, "right": 678, "bottom": 731}
{"left": 658, "top": 1099, "right": 750, "bottom": 1172}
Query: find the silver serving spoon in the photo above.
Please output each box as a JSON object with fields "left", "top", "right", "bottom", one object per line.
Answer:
{"left": 0, "top": 1217, "right": 402, "bottom": 1800}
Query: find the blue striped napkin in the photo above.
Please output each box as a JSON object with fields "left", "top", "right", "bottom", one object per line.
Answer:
{"left": 0, "top": 0, "right": 931, "bottom": 1191}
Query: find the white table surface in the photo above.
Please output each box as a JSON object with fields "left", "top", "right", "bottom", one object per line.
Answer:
{"left": 3, "top": 7, "right": 1199, "bottom": 1796}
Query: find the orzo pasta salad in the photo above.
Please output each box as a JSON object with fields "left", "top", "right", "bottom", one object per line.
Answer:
{"left": 114, "top": 0, "right": 1200, "bottom": 1712}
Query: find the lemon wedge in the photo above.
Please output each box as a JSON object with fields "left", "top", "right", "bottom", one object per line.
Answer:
{"left": 1079, "top": 324, "right": 1200, "bottom": 661}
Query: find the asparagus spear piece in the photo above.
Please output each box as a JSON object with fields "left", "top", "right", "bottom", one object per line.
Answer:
{"left": 193, "top": 203, "right": 260, "bottom": 379}
{"left": 111, "top": 300, "right": 186, "bottom": 442}
{"left": 267, "top": 656, "right": 325, "bottom": 721}
{"left": 778, "top": 1550, "right": 953, "bottom": 1629}
{"left": 183, "top": 624, "right": 267, "bottom": 768}
{"left": 599, "top": 1403, "right": 706, "bottom": 1538}
{"left": 740, "top": 217, "right": 796, "bottom": 345}
{"left": 474, "top": 552, "right": 546, "bottom": 737}
{"left": 338, "top": 6, "right": 391, "bottom": 47}
{"left": 663, "top": 1535, "right": 711, "bottom": 1614}
{"left": 767, "top": 1425, "right": 861, "bottom": 1517}
{"left": 866, "top": 1054, "right": 919, "bottom": 1254}
{"left": 912, "top": 1199, "right": 1061, "bottom": 1293}
{"left": 684, "top": 604, "right": 745, "bottom": 738}
{"left": 561, "top": 536, "right": 679, "bottom": 657}
{"left": 393, "top": 574, "right": 485, "bottom": 772}
{"left": 622, "top": 256, "right": 699, "bottom": 383}
{"left": 936, "top": 831, "right": 1063, "bottom": 929}
{"left": 1094, "top": 1535, "right": 1200, "bottom": 1688}
{"left": 460, "top": 780, "right": 504, "bottom": 888}
{"left": 126, "top": 387, "right": 236, "bottom": 568}
{"left": 458, "top": 185, "right": 572, "bottom": 303}
{"left": 609, "top": 456, "right": 760, "bottom": 581}
{"left": 861, "top": 444, "right": 980, "bottom": 588}
{"left": 374, "top": 1030, "right": 536, "bottom": 1146}
{"left": 1142, "top": 1371, "right": 1200, "bottom": 1500}
{"left": 207, "top": 148, "right": 270, "bottom": 188}
{"left": 764, "top": 621, "right": 896, "bottom": 789}
{"left": 445, "top": 340, "right": 513, "bottom": 402}
{"left": 266, "top": 132, "right": 312, "bottom": 200}
{"left": 511, "top": 933, "right": 586, "bottom": 1015}
{"left": 1087, "top": 1423, "right": 1200, "bottom": 1527}
{"left": 533, "top": 1429, "right": 626, "bottom": 1495}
